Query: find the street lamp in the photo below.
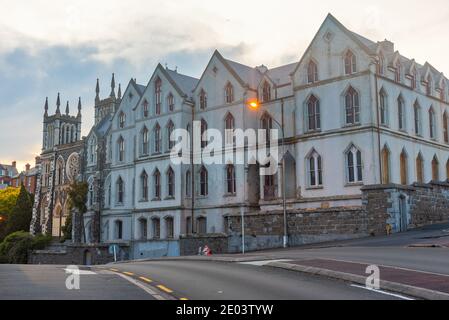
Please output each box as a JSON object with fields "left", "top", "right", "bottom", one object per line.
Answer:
{"left": 247, "top": 99, "right": 288, "bottom": 248}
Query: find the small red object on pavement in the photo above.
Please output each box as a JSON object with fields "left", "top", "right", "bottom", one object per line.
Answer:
{"left": 203, "top": 245, "right": 212, "bottom": 256}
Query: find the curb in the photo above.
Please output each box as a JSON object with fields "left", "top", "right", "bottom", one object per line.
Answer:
{"left": 108, "top": 255, "right": 274, "bottom": 265}
{"left": 267, "top": 261, "right": 449, "bottom": 300}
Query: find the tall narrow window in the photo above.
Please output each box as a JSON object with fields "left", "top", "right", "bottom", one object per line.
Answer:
{"left": 225, "top": 82, "right": 234, "bottom": 104}
{"left": 118, "top": 136, "right": 125, "bottom": 162}
{"left": 185, "top": 170, "right": 191, "bottom": 197}
{"left": 416, "top": 154, "right": 424, "bottom": 183}
{"left": 307, "top": 150, "right": 323, "bottom": 187}
{"left": 167, "top": 93, "right": 174, "bottom": 112}
{"left": 143, "top": 99, "right": 149, "bottom": 118}
{"left": 346, "top": 146, "right": 363, "bottom": 183}
{"left": 262, "top": 81, "right": 271, "bottom": 102}
{"left": 429, "top": 107, "right": 436, "bottom": 139}
{"left": 432, "top": 156, "right": 439, "bottom": 181}
{"left": 115, "top": 220, "right": 123, "bottom": 240}
{"left": 226, "top": 164, "right": 236, "bottom": 194}
{"left": 225, "top": 113, "right": 235, "bottom": 145}
{"left": 141, "top": 171, "right": 148, "bottom": 201}
{"left": 344, "top": 50, "right": 356, "bottom": 75}
{"left": 441, "top": 82, "right": 446, "bottom": 102}
{"left": 166, "top": 121, "right": 175, "bottom": 151}
{"left": 381, "top": 146, "right": 390, "bottom": 184}
{"left": 165, "top": 217, "right": 174, "bottom": 239}
{"left": 152, "top": 218, "right": 160, "bottom": 239}
{"left": 153, "top": 123, "right": 161, "bottom": 153}
{"left": 307, "top": 60, "right": 318, "bottom": 83}
{"left": 200, "top": 166, "right": 208, "bottom": 196}
{"left": 153, "top": 169, "right": 161, "bottom": 199}
{"left": 261, "top": 113, "right": 273, "bottom": 147}
{"left": 414, "top": 101, "right": 421, "bottom": 135}
{"left": 400, "top": 150, "right": 408, "bottom": 185}
{"left": 141, "top": 126, "right": 149, "bottom": 156}
{"left": 307, "top": 95, "right": 321, "bottom": 131}
{"left": 345, "top": 87, "right": 360, "bottom": 125}
{"left": 139, "top": 219, "right": 147, "bottom": 240}
{"left": 197, "top": 217, "right": 207, "bottom": 234}
{"left": 199, "top": 89, "right": 207, "bottom": 109}
{"left": 379, "top": 90, "right": 388, "bottom": 126}
{"left": 167, "top": 167, "right": 175, "bottom": 198}
{"left": 377, "top": 53, "right": 384, "bottom": 75}
{"left": 426, "top": 75, "right": 433, "bottom": 96}
{"left": 155, "top": 77, "right": 162, "bottom": 115}
{"left": 395, "top": 61, "right": 402, "bottom": 83}
{"left": 201, "top": 119, "right": 208, "bottom": 149}
{"left": 119, "top": 112, "right": 126, "bottom": 128}
{"left": 443, "top": 112, "right": 448, "bottom": 143}
{"left": 117, "top": 177, "right": 124, "bottom": 204}
{"left": 398, "top": 96, "right": 405, "bottom": 130}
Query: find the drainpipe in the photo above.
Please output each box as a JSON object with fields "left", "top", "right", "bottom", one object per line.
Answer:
{"left": 191, "top": 103, "right": 195, "bottom": 234}
{"left": 374, "top": 64, "right": 383, "bottom": 184}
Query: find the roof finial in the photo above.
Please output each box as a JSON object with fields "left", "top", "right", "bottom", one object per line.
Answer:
{"left": 117, "top": 83, "right": 122, "bottom": 99}
{"left": 77, "top": 97, "right": 82, "bottom": 118}
{"left": 56, "top": 93, "right": 61, "bottom": 115}
{"left": 110, "top": 73, "right": 116, "bottom": 98}
{"left": 96, "top": 78, "right": 100, "bottom": 96}
{"left": 65, "top": 101, "right": 70, "bottom": 115}
{"left": 44, "top": 97, "right": 48, "bottom": 116}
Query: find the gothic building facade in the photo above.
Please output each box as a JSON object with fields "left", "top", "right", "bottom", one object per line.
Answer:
{"left": 31, "top": 14, "right": 449, "bottom": 258}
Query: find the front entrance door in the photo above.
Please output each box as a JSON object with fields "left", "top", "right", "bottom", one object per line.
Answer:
{"left": 399, "top": 196, "right": 408, "bottom": 232}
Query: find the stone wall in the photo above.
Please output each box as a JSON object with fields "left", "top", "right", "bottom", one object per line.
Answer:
{"left": 180, "top": 234, "right": 229, "bottom": 256}
{"left": 225, "top": 207, "right": 368, "bottom": 253}
{"left": 28, "top": 243, "right": 129, "bottom": 265}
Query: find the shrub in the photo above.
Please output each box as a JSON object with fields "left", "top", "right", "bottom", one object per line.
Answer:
{"left": 0, "top": 231, "right": 52, "bottom": 264}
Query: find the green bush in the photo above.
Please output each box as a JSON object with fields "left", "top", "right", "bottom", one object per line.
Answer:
{"left": 0, "top": 231, "right": 52, "bottom": 264}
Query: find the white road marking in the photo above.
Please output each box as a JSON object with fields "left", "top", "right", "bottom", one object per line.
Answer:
{"left": 350, "top": 284, "right": 414, "bottom": 300}
{"left": 239, "top": 259, "right": 293, "bottom": 266}
{"left": 63, "top": 268, "right": 97, "bottom": 275}
{"left": 116, "top": 273, "right": 167, "bottom": 300}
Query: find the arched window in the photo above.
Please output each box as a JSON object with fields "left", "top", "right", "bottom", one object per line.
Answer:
{"left": 115, "top": 220, "right": 123, "bottom": 240}
{"left": 225, "top": 113, "right": 235, "bottom": 145}
{"left": 153, "top": 169, "right": 161, "bottom": 199}
{"left": 395, "top": 61, "right": 402, "bottom": 83}
{"left": 88, "top": 136, "right": 97, "bottom": 164}
{"left": 185, "top": 170, "right": 191, "bottom": 197}
{"left": 261, "top": 113, "right": 273, "bottom": 147}
{"left": 56, "top": 158, "right": 64, "bottom": 185}
{"left": 443, "top": 112, "right": 449, "bottom": 143}
{"left": 377, "top": 53, "right": 385, "bottom": 75}
{"left": 398, "top": 96, "right": 405, "bottom": 130}
{"left": 307, "top": 150, "right": 323, "bottom": 187}
{"left": 166, "top": 120, "right": 175, "bottom": 151}
{"left": 105, "top": 175, "right": 111, "bottom": 208}
{"left": 226, "top": 164, "right": 236, "bottom": 194}
{"left": 118, "top": 136, "right": 125, "bottom": 162}
{"left": 426, "top": 75, "right": 433, "bottom": 96}
{"left": 416, "top": 154, "right": 424, "bottom": 183}
{"left": 262, "top": 81, "right": 271, "bottom": 102}
{"left": 381, "top": 146, "right": 390, "bottom": 184}
{"left": 411, "top": 69, "right": 418, "bottom": 90}
{"left": 142, "top": 99, "right": 149, "bottom": 118}
{"left": 429, "top": 107, "right": 436, "bottom": 139}
{"left": 201, "top": 119, "right": 208, "bottom": 149}
{"left": 200, "top": 166, "right": 208, "bottom": 196}
{"left": 307, "top": 95, "right": 321, "bottom": 131}
{"left": 199, "top": 89, "right": 207, "bottom": 109}
{"left": 345, "top": 87, "right": 360, "bottom": 125}
{"left": 139, "top": 218, "right": 147, "bottom": 240}
{"left": 118, "top": 112, "right": 126, "bottom": 128}
{"left": 346, "top": 145, "right": 363, "bottom": 183}
{"left": 441, "top": 82, "right": 446, "bottom": 102}
{"left": 432, "top": 156, "right": 439, "bottom": 181}
{"left": 379, "top": 89, "right": 388, "bottom": 126}
{"left": 88, "top": 180, "right": 94, "bottom": 207}
{"left": 225, "top": 82, "right": 234, "bottom": 104}
{"left": 344, "top": 50, "right": 356, "bottom": 75}
{"left": 414, "top": 101, "right": 421, "bottom": 136}
{"left": 141, "top": 126, "right": 149, "bottom": 156}
{"left": 141, "top": 171, "right": 148, "bottom": 201}
{"left": 152, "top": 217, "right": 160, "bottom": 239}
{"left": 167, "top": 93, "right": 174, "bottom": 112}
{"left": 155, "top": 77, "right": 162, "bottom": 115}
{"left": 307, "top": 60, "right": 318, "bottom": 83}
{"left": 117, "top": 177, "right": 124, "bottom": 204}
{"left": 165, "top": 217, "right": 174, "bottom": 239}
{"left": 153, "top": 123, "right": 161, "bottom": 153}
{"left": 197, "top": 216, "right": 207, "bottom": 234}
{"left": 400, "top": 150, "right": 408, "bottom": 185}
{"left": 167, "top": 167, "right": 175, "bottom": 198}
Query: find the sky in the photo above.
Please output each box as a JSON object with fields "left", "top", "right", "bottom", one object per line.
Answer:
{"left": 1, "top": 0, "right": 449, "bottom": 172}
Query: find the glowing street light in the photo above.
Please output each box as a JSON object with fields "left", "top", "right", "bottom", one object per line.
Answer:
{"left": 248, "top": 100, "right": 259, "bottom": 109}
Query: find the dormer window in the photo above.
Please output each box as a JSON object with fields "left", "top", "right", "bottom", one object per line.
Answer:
{"left": 262, "top": 81, "right": 271, "bottom": 102}
{"left": 199, "top": 89, "right": 207, "bottom": 110}
{"left": 344, "top": 50, "right": 357, "bottom": 75}
{"left": 411, "top": 70, "right": 418, "bottom": 90}
{"left": 225, "top": 82, "right": 234, "bottom": 104}
{"left": 441, "top": 82, "right": 446, "bottom": 101}
{"left": 377, "top": 53, "right": 385, "bottom": 75}
{"left": 118, "top": 112, "right": 125, "bottom": 128}
{"left": 307, "top": 60, "right": 318, "bottom": 83}
{"left": 426, "top": 75, "right": 433, "bottom": 96}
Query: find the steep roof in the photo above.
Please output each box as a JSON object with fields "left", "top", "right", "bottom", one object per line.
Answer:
{"left": 266, "top": 62, "right": 297, "bottom": 86}
{"left": 165, "top": 69, "right": 199, "bottom": 98}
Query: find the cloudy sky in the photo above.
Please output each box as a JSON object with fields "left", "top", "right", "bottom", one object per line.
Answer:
{"left": 1, "top": 0, "right": 448, "bottom": 171}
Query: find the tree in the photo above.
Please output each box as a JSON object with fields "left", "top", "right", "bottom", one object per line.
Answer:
{"left": 0, "top": 188, "right": 20, "bottom": 239}
{"left": 67, "top": 181, "right": 88, "bottom": 243}
{"left": 5, "top": 185, "right": 33, "bottom": 237}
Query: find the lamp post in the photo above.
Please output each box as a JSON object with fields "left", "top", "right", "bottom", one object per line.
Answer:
{"left": 248, "top": 99, "right": 288, "bottom": 248}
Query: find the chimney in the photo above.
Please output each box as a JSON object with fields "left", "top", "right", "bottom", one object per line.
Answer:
{"left": 379, "top": 39, "right": 394, "bottom": 54}
{"left": 12, "top": 161, "right": 16, "bottom": 168}
{"left": 35, "top": 156, "right": 41, "bottom": 166}
{"left": 25, "top": 163, "right": 31, "bottom": 172}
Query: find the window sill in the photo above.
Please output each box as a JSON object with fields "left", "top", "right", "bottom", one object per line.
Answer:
{"left": 343, "top": 123, "right": 361, "bottom": 128}
{"left": 152, "top": 198, "right": 161, "bottom": 202}
{"left": 306, "top": 186, "right": 324, "bottom": 190}
{"left": 223, "top": 193, "right": 237, "bottom": 198}
{"left": 305, "top": 129, "right": 322, "bottom": 134}
{"left": 196, "top": 195, "right": 209, "bottom": 199}
{"left": 164, "top": 196, "right": 175, "bottom": 200}
{"left": 138, "top": 199, "right": 149, "bottom": 203}
{"left": 345, "top": 182, "right": 364, "bottom": 187}
{"left": 152, "top": 152, "right": 162, "bottom": 156}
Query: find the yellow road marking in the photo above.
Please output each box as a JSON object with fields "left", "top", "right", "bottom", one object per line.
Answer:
{"left": 123, "top": 272, "right": 135, "bottom": 276}
{"left": 139, "top": 276, "right": 153, "bottom": 283}
{"left": 110, "top": 268, "right": 119, "bottom": 272}
{"left": 157, "top": 285, "right": 174, "bottom": 293}
{"left": 180, "top": 298, "right": 189, "bottom": 301}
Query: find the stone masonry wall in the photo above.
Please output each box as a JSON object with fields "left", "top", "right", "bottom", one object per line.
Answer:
{"left": 180, "top": 234, "right": 229, "bottom": 256}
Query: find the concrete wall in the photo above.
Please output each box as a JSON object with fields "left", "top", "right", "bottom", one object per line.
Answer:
{"left": 179, "top": 234, "right": 229, "bottom": 256}
{"left": 131, "top": 240, "right": 180, "bottom": 259}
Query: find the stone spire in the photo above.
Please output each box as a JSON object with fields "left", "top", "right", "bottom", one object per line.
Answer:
{"left": 56, "top": 93, "right": 61, "bottom": 115}
{"left": 117, "top": 83, "right": 122, "bottom": 100}
{"left": 95, "top": 78, "right": 100, "bottom": 104}
{"left": 65, "top": 101, "right": 70, "bottom": 115}
{"left": 110, "top": 73, "right": 116, "bottom": 98}
{"left": 77, "top": 97, "right": 82, "bottom": 118}
{"left": 44, "top": 97, "right": 48, "bottom": 117}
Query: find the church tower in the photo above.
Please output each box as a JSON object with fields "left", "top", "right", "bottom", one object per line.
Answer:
{"left": 94, "top": 74, "right": 122, "bottom": 125}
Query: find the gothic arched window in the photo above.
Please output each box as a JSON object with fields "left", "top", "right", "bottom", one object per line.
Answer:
{"left": 345, "top": 87, "right": 360, "bottom": 125}
{"left": 307, "top": 95, "right": 320, "bottom": 131}
{"left": 307, "top": 60, "right": 318, "bottom": 83}
{"left": 344, "top": 50, "right": 357, "bottom": 75}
